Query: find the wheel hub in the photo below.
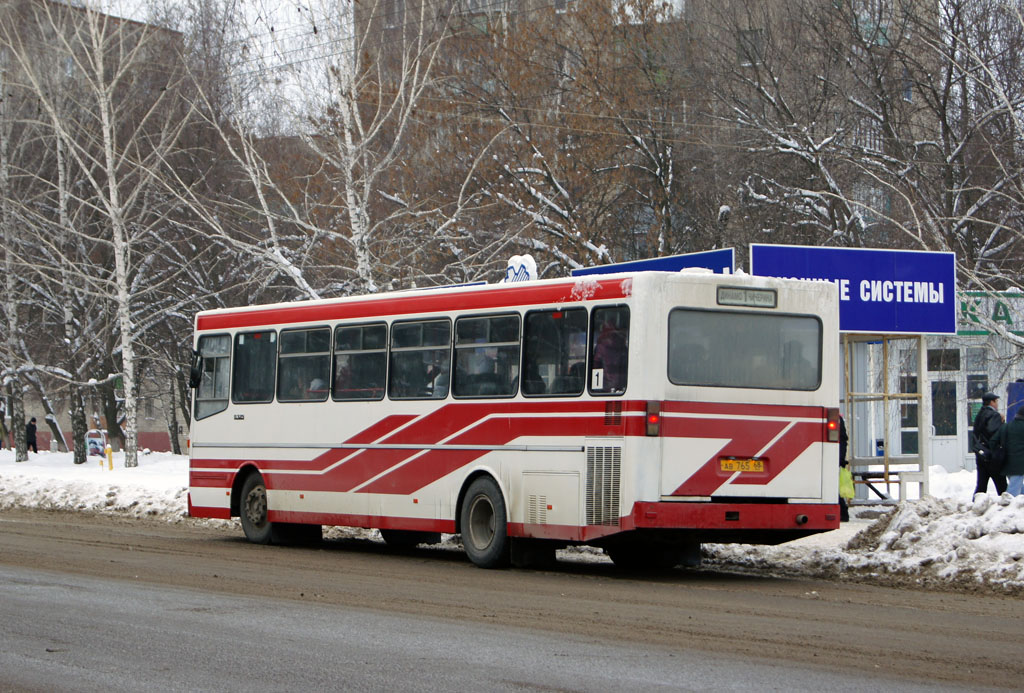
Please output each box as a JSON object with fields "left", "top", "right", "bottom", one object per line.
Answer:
{"left": 467, "top": 495, "right": 495, "bottom": 550}
{"left": 245, "top": 486, "right": 267, "bottom": 528}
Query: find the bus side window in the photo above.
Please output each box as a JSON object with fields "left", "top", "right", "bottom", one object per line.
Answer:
{"left": 389, "top": 319, "right": 451, "bottom": 400}
{"left": 589, "top": 306, "right": 629, "bottom": 395}
{"left": 278, "top": 327, "right": 331, "bottom": 402}
{"left": 194, "top": 334, "right": 230, "bottom": 419}
{"left": 232, "top": 330, "right": 277, "bottom": 403}
{"left": 453, "top": 314, "right": 520, "bottom": 398}
{"left": 523, "top": 308, "right": 587, "bottom": 397}
{"left": 333, "top": 323, "right": 387, "bottom": 401}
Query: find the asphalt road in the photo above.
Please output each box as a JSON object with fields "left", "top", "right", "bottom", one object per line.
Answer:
{"left": 0, "top": 509, "right": 1020, "bottom": 691}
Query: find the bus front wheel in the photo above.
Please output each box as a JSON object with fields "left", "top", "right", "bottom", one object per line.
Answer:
{"left": 240, "top": 473, "right": 273, "bottom": 544}
{"left": 460, "top": 477, "right": 510, "bottom": 569}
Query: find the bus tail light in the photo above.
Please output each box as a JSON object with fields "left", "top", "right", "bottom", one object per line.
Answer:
{"left": 646, "top": 401, "right": 661, "bottom": 437}
{"left": 826, "top": 408, "right": 840, "bottom": 442}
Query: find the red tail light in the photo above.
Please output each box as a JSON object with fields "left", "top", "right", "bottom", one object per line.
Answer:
{"left": 646, "top": 401, "right": 661, "bottom": 436}
{"left": 826, "top": 407, "right": 840, "bottom": 442}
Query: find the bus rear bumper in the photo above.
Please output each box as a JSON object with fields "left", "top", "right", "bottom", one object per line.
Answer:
{"left": 626, "top": 501, "right": 840, "bottom": 534}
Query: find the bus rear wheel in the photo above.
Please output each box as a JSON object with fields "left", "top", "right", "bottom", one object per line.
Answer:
{"left": 240, "top": 473, "right": 273, "bottom": 544}
{"left": 460, "top": 477, "right": 510, "bottom": 568}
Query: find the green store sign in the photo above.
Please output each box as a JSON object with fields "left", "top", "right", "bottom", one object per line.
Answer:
{"left": 959, "top": 292, "right": 1024, "bottom": 335}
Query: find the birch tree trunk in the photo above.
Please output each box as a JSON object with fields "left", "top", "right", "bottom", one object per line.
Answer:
{"left": 0, "top": 59, "right": 26, "bottom": 462}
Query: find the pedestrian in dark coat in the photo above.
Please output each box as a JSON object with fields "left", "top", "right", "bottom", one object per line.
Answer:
{"left": 973, "top": 393, "right": 1006, "bottom": 496}
{"left": 25, "top": 417, "right": 38, "bottom": 454}
{"left": 993, "top": 407, "right": 1024, "bottom": 496}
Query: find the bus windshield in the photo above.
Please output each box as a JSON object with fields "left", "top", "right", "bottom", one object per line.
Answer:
{"left": 668, "top": 309, "right": 821, "bottom": 390}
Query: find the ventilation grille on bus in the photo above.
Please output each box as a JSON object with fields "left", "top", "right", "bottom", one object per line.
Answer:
{"left": 604, "top": 401, "right": 623, "bottom": 426}
{"left": 527, "top": 495, "right": 548, "bottom": 525}
{"left": 586, "top": 446, "right": 621, "bottom": 526}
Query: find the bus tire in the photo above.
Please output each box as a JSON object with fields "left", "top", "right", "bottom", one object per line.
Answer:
{"left": 460, "top": 477, "right": 510, "bottom": 569}
{"left": 240, "top": 473, "right": 273, "bottom": 544}
{"left": 380, "top": 529, "right": 441, "bottom": 549}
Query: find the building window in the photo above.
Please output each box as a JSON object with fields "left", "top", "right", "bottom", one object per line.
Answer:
{"left": 926, "top": 348, "right": 960, "bottom": 372}
{"left": 931, "top": 381, "right": 957, "bottom": 436}
{"left": 386, "top": 0, "right": 403, "bottom": 29}
{"left": 737, "top": 29, "right": 765, "bottom": 66}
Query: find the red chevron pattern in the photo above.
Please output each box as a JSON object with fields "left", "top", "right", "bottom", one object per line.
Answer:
{"left": 191, "top": 400, "right": 826, "bottom": 500}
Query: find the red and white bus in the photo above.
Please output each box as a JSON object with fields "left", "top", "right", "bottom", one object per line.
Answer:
{"left": 188, "top": 270, "right": 841, "bottom": 569}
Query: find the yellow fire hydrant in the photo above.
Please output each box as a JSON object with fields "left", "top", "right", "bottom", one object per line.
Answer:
{"left": 105, "top": 444, "right": 113, "bottom": 471}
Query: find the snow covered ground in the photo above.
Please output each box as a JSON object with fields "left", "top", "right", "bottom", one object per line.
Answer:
{"left": 1, "top": 450, "right": 1021, "bottom": 593}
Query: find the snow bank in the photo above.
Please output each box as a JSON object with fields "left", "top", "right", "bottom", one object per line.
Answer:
{"left": 2, "top": 449, "right": 1021, "bottom": 592}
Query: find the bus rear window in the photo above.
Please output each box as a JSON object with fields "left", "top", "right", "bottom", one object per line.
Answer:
{"left": 668, "top": 309, "right": 821, "bottom": 390}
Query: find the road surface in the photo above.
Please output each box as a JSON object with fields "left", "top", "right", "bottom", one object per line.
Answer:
{"left": 0, "top": 509, "right": 1020, "bottom": 690}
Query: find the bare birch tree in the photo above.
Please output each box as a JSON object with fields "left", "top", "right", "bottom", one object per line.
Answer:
{"left": 2, "top": 0, "right": 193, "bottom": 466}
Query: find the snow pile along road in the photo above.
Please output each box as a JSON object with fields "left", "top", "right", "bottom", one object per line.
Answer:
{"left": 705, "top": 493, "right": 1024, "bottom": 592}
{"left": 1, "top": 450, "right": 1022, "bottom": 593}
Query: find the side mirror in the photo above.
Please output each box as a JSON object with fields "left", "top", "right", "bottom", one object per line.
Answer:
{"left": 188, "top": 350, "right": 202, "bottom": 389}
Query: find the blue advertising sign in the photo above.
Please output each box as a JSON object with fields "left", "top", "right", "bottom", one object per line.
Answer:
{"left": 571, "top": 249, "right": 735, "bottom": 276}
{"left": 749, "top": 244, "right": 956, "bottom": 334}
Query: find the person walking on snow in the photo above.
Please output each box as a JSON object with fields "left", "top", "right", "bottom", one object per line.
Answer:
{"left": 993, "top": 408, "right": 1024, "bottom": 496}
{"left": 25, "top": 417, "right": 38, "bottom": 454}
{"left": 973, "top": 392, "right": 1006, "bottom": 496}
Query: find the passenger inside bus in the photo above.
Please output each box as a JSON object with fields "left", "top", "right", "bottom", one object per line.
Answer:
{"left": 592, "top": 314, "right": 627, "bottom": 392}
{"left": 390, "top": 353, "right": 447, "bottom": 399}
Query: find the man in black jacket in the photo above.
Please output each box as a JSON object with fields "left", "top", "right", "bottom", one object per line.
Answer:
{"left": 25, "top": 417, "right": 38, "bottom": 454}
{"left": 973, "top": 392, "right": 1006, "bottom": 496}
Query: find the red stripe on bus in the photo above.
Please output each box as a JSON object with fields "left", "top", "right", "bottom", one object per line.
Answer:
{"left": 190, "top": 414, "right": 417, "bottom": 474}
{"left": 189, "top": 401, "right": 822, "bottom": 498}
{"left": 729, "top": 421, "right": 822, "bottom": 486}
{"left": 358, "top": 414, "right": 645, "bottom": 495}
{"left": 664, "top": 418, "right": 790, "bottom": 496}
{"left": 266, "top": 402, "right": 636, "bottom": 492}
{"left": 196, "top": 280, "right": 631, "bottom": 331}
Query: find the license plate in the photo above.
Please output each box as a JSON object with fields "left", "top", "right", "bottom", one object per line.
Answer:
{"left": 720, "top": 458, "right": 765, "bottom": 472}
